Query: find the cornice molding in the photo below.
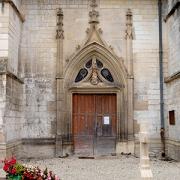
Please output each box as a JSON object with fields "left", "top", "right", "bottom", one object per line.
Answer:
{"left": 0, "top": 58, "right": 24, "bottom": 84}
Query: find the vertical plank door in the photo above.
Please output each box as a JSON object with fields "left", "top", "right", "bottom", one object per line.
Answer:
{"left": 73, "top": 94, "right": 116, "bottom": 156}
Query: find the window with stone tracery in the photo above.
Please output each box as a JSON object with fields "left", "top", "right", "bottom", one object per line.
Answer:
{"left": 75, "top": 58, "right": 114, "bottom": 84}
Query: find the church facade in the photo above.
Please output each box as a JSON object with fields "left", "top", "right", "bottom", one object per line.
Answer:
{"left": 0, "top": 0, "right": 180, "bottom": 160}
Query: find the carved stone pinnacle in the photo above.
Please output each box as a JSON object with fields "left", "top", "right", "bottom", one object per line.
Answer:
{"left": 89, "top": 9, "right": 99, "bottom": 24}
{"left": 57, "top": 8, "right": 63, "bottom": 17}
{"left": 127, "top": 9, "right": 132, "bottom": 17}
{"left": 126, "top": 9, "right": 133, "bottom": 26}
{"left": 90, "top": 0, "right": 98, "bottom": 9}
{"left": 56, "top": 8, "right": 64, "bottom": 39}
{"left": 125, "top": 9, "right": 133, "bottom": 39}
{"left": 89, "top": 0, "right": 99, "bottom": 25}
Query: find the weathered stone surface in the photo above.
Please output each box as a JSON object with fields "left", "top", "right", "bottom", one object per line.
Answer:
{"left": 139, "top": 123, "right": 153, "bottom": 179}
{"left": 0, "top": 0, "right": 179, "bottom": 160}
{"left": 163, "top": 0, "right": 180, "bottom": 160}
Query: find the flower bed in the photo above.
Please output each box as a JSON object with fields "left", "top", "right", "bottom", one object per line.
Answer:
{"left": 1, "top": 157, "right": 60, "bottom": 180}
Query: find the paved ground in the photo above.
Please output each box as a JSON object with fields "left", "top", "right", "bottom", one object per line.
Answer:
{"left": 1, "top": 155, "right": 180, "bottom": 180}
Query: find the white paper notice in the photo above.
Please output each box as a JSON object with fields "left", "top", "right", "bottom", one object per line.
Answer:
{"left": 104, "top": 116, "right": 110, "bottom": 125}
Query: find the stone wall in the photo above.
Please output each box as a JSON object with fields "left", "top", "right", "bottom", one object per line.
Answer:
{"left": 0, "top": 0, "right": 179, "bottom": 160}
{"left": 5, "top": 76, "right": 24, "bottom": 156}
{"left": 20, "top": 0, "right": 163, "bottom": 157}
{"left": 8, "top": 4, "right": 22, "bottom": 75}
{"left": 164, "top": 0, "right": 180, "bottom": 160}
{"left": 0, "top": 0, "right": 24, "bottom": 158}
{"left": 0, "top": 3, "right": 10, "bottom": 159}
{"left": 166, "top": 1, "right": 180, "bottom": 74}
{"left": 0, "top": 73, "right": 7, "bottom": 159}
{"left": 0, "top": 3, "right": 9, "bottom": 58}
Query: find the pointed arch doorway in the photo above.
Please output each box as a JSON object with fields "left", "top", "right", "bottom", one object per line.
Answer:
{"left": 62, "top": 48, "right": 129, "bottom": 157}
{"left": 73, "top": 93, "right": 117, "bottom": 156}
{"left": 63, "top": 50, "right": 129, "bottom": 156}
{"left": 55, "top": 4, "right": 134, "bottom": 157}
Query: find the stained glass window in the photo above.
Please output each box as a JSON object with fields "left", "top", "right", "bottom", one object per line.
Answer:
{"left": 75, "top": 59, "right": 114, "bottom": 83}
{"left": 85, "top": 59, "right": 92, "bottom": 69}
{"left": 101, "top": 68, "right": 114, "bottom": 82}
{"left": 96, "top": 59, "right": 103, "bottom": 68}
{"left": 75, "top": 68, "right": 88, "bottom": 82}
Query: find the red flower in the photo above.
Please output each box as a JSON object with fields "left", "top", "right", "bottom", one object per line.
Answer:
{"left": 4, "top": 159, "right": 9, "bottom": 165}
{"left": 3, "top": 164, "right": 9, "bottom": 172}
{"left": 10, "top": 157, "right": 16, "bottom": 165}
{"left": 11, "top": 168, "right": 16, "bottom": 174}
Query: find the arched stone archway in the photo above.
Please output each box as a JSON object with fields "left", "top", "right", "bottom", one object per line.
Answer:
{"left": 55, "top": 42, "right": 132, "bottom": 156}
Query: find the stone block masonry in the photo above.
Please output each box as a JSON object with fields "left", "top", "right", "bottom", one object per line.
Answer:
{"left": 0, "top": 0, "right": 179, "bottom": 160}
{"left": 163, "top": 0, "right": 180, "bottom": 160}
{"left": 0, "top": 0, "right": 24, "bottom": 158}
{"left": 19, "top": 0, "right": 162, "bottom": 158}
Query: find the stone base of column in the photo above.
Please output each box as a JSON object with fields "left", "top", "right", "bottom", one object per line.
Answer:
{"left": 140, "top": 168, "right": 153, "bottom": 179}
{"left": 116, "top": 141, "right": 135, "bottom": 155}
{"left": 55, "top": 135, "right": 63, "bottom": 157}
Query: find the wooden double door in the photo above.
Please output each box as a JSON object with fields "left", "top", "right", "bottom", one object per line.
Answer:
{"left": 73, "top": 94, "right": 117, "bottom": 156}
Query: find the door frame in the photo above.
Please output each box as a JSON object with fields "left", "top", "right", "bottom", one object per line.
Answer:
{"left": 68, "top": 87, "right": 124, "bottom": 154}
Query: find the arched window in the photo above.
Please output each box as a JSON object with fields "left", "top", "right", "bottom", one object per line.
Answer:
{"left": 75, "top": 68, "right": 88, "bottom": 83}
{"left": 85, "top": 59, "right": 92, "bottom": 69}
{"left": 101, "top": 68, "right": 114, "bottom": 82}
{"left": 96, "top": 59, "right": 103, "bottom": 68}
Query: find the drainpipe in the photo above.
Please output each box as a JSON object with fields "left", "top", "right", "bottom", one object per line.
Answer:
{"left": 158, "top": 0, "right": 165, "bottom": 157}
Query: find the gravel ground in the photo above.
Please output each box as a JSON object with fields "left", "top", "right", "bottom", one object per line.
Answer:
{"left": 1, "top": 155, "right": 180, "bottom": 180}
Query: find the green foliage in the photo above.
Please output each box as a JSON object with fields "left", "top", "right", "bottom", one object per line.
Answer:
{"left": 44, "top": 167, "right": 48, "bottom": 176}
{"left": 7, "top": 175, "right": 22, "bottom": 180}
{"left": 14, "top": 163, "right": 25, "bottom": 175}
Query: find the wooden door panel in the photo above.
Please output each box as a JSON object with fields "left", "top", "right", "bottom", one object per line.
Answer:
{"left": 73, "top": 94, "right": 116, "bottom": 156}
{"left": 95, "top": 94, "right": 116, "bottom": 155}
{"left": 95, "top": 94, "right": 116, "bottom": 136}
{"left": 95, "top": 137, "right": 116, "bottom": 155}
{"left": 73, "top": 94, "right": 95, "bottom": 156}
{"left": 74, "top": 136, "right": 94, "bottom": 155}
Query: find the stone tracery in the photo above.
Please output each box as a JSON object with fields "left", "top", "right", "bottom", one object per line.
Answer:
{"left": 74, "top": 58, "right": 114, "bottom": 85}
